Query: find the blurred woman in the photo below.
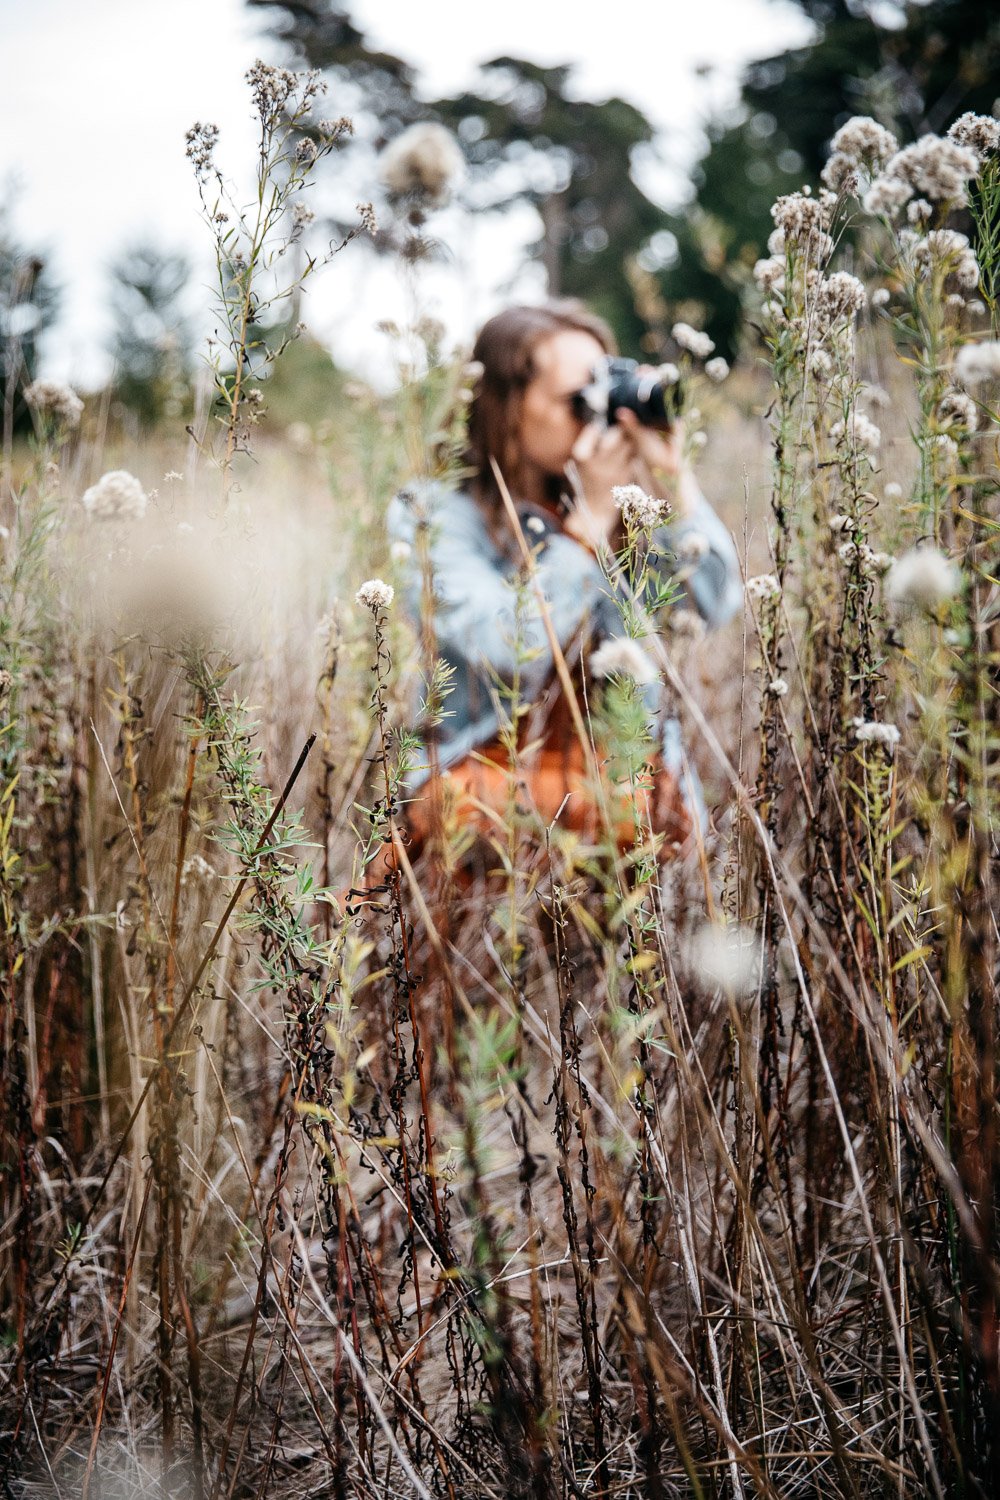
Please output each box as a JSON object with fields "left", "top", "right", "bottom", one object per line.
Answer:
{"left": 387, "top": 300, "right": 742, "bottom": 866}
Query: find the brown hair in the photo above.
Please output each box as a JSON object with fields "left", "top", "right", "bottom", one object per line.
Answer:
{"left": 465, "top": 300, "right": 616, "bottom": 514}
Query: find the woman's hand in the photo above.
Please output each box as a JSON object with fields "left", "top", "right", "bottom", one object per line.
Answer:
{"left": 614, "top": 406, "right": 684, "bottom": 482}
{"left": 563, "top": 421, "right": 634, "bottom": 549}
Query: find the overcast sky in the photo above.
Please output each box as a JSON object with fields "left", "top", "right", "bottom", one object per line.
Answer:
{"left": 0, "top": 0, "right": 814, "bottom": 387}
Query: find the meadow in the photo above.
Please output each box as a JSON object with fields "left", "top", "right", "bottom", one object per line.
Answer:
{"left": 2, "top": 69, "right": 1000, "bottom": 1499}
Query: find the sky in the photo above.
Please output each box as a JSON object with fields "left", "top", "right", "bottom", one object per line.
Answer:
{"left": 0, "top": 0, "right": 814, "bottom": 388}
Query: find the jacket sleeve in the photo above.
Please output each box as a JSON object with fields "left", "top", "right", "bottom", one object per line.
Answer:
{"left": 654, "top": 485, "right": 743, "bottom": 628}
{"left": 387, "top": 488, "right": 609, "bottom": 695}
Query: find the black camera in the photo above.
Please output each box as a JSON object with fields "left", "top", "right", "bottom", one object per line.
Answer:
{"left": 571, "top": 356, "right": 683, "bottom": 431}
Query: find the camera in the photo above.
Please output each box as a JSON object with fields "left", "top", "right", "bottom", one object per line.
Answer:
{"left": 571, "top": 357, "right": 683, "bottom": 431}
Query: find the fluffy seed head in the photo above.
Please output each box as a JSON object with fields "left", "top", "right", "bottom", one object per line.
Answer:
{"left": 589, "top": 636, "right": 658, "bottom": 684}
{"left": 80, "top": 470, "right": 149, "bottom": 522}
{"left": 672, "top": 322, "right": 714, "bottom": 358}
{"left": 612, "top": 484, "right": 668, "bottom": 531}
{"left": 852, "top": 719, "right": 901, "bottom": 752}
{"left": 954, "top": 340, "right": 1000, "bottom": 386}
{"left": 24, "top": 379, "right": 84, "bottom": 430}
{"left": 746, "top": 573, "right": 781, "bottom": 602}
{"left": 705, "top": 356, "right": 730, "bottom": 383}
{"left": 886, "top": 547, "right": 960, "bottom": 609}
{"left": 882, "top": 135, "right": 980, "bottom": 205}
{"left": 379, "top": 122, "right": 464, "bottom": 206}
{"left": 355, "top": 577, "right": 394, "bottom": 612}
{"left": 947, "top": 112, "right": 1000, "bottom": 157}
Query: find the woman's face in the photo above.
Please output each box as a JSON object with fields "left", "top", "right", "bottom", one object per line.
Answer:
{"left": 517, "top": 328, "right": 605, "bottom": 479}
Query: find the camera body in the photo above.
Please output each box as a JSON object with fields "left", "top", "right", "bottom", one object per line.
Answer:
{"left": 571, "top": 357, "right": 683, "bottom": 431}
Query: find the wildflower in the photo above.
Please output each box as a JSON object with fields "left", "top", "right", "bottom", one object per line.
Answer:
{"left": 81, "top": 470, "right": 148, "bottom": 521}
{"left": 655, "top": 361, "right": 681, "bottom": 386}
{"left": 871, "top": 287, "right": 891, "bottom": 308}
{"left": 826, "top": 116, "right": 898, "bottom": 172}
{"left": 378, "top": 122, "right": 464, "bottom": 207}
{"left": 589, "top": 636, "right": 658, "bottom": 684}
{"left": 863, "top": 175, "right": 913, "bottom": 216}
{"left": 821, "top": 154, "right": 859, "bottom": 193}
{"left": 355, "top": 578, "right": 394, "bottom": 612}
{"left": 767, "top": 677, "right": 789, "bottom": 697}
{"left": 185, "top": 121, "right": 219, "bottom": 180}
{"left": 932, "top": 433, "right": 960, "bottom": 466}
{"left": 910, "top": 229, "right": 980, "bottom": 290}
{"left": 677, "top": 530, "right": 709, "bottom": 561}
{"left": 356, "top": 201, "right": 378, "bottom": 236}
{"left": 24, "top": 378, "right": 84, "bottom": 430}
{"left": 831, "top": 412, "right": 881, "bottom": 453}
{"left": 317, "top": 115, "right": 354, "bottom": 142}
{"left": 947, "top": 112, "right": 1000, "bottom": 157}
{"left": 770, "top": 191, "right": 834, "bottom": 256}
{"left": 753, "top": 255, "right": 786, "bottom": 293}
{"left": 868, "top": 550, "right": 893, "bottom": 574}
{"left": 882, "top": 135, "right": 979, "bottom": 206}
{"left": 181, "top": 853, "right": 215, "bottom": 886}
{"left": 815, "top": 271, "right": 867, "bottom": 326}
{"left": 291, "top": 201, "right": 315, "bottom": 230}
{"left": 705, "top": 356, "right": 730, "bottom": 382}
{"left": 886, "top": 546, "right": 960, "bottom": 608}
{"left": 294, "top": 137, "right": 318, "bottom": 165}
{"left": 612, "top": 483, "right": 667, "bottom": 530}
{"left": 746, "top": 573, "right": 781, "bottom": 601}
{"left": 809, "top": 348, "right": 834, "bottom": 379}
{"left": 670, "top": 608, "right": 706, "bottom": 641}
{"left": 851, "top": 718, "right": 901, "bottom": 752}
{"left": 938, "top": 389, "right": 978, "bottom": 431}
{"left": 838, "top": 539, "right": 862, "bottom": 565}
{"left": 907, "top": 198, "right": 933, "bottom": 225}
{"left": 829, "top": 513, "right": 852, "bottom": 533}
{"left": 766, "top": 227, "right": 786, "bottom": 256}
{"left": 954, "top": 340, "right": 1000, "bottom": 386}
{"left": 672, "top": 322, "right": 715, "bottom": 358}
{"left": 688, "top": 921, "right": 761, "bottom": 994}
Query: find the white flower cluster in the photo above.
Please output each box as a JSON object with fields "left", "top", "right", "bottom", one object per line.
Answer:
{"left": 24, "top": 379, "right": 84, "bottom": 430}
{"left": 815, "top": 271, "right": 867, "bottom": 329}
{"left": 753, "top": 255, "right": 786, "bottom": 294}
{"left": 655, "top": 361, "right": 681, "bottom": 385}
{"left": 291, "top": 201, "right": 316, "bottom": 231}
{"left": 317, "top": 116, "right": 353, "bottom": 143}
{"left": 830, "top": 411, "right": 881, "bottom": 454}
{"left": 81, "top": 470, "right": 149, "bottom": 522}
{"left": 886, "top": 547, "right": 960, "bottom": 609}
{"left": 589, "top": 636, "right": 658, "bottom": 684}
{"left": 705, "top": 356, "right": 730, "bottom": 382}
{"left": 672, "top": 322, "right": 715, "bottom": 358}
{"left": 746, "top": 573, "right": 781, "bottom": 601}
{"left": 185, "top": 122, "right": 219, "bottom": 180}
{"left": 907, "top": 229, "right": 980, "bottom": 290}
{"left": 379, "top": 123, "right": 464, "bottom": 207}
{"left": 953, "top": 340, "right": 1000, "bottom": 386}
{"left": 822, "top": 115, "right": 898, "bottom": 192}
{"left": 767, "top": 677, "right": 789, "bottom": 697}
{"left": 670, "top": 608, "right": 706, "bottom": 641}
{"left": 938, "top": 389, "right": 979, "bottom": 432}
{"left": 612, "top": 483, "right": 667, "bottom": 531}
{"left": 851, "top": 719, "right": 901, "bottom": 752}
{"left": 355, "top": 578, "right": 394, "bottom": 612}
{"left": 865, "top": 134, "right": 980, "bottom": 214}
{"left": 837, "top": 539, "right": 891, "bottom": 573}
{"left": 356, "top": 201, "right": 378, "bottom": 236}
{"left": 770, "top": 190, "right": 835, "bottom": 258}
{"left": 947, "top": 112, "right": 1000, "bottom": 157}
{"left": 246, "top": 60, "right": 325, "bottom": 124}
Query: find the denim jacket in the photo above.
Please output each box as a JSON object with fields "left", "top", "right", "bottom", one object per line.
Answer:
{"left": 386, "top": 479, "right": 742, "bottom": 829}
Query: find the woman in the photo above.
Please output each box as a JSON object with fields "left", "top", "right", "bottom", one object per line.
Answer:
{"left": 387, "top": 300, "right": 742, "bottom": 864}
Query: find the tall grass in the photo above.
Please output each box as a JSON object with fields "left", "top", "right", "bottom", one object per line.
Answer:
{"left": 1, "top": 77, "right": 999, "bottom": 1499}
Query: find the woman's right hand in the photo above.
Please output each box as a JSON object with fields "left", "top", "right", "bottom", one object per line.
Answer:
{"left": 563, "top": 422, "right": 634, "bottom": 550}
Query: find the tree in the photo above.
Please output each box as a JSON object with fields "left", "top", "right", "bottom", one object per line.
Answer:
{"left": 248, "top": 2, "right": 670, "bottom": 351}
{"left": 0, "top": 205, "right": 60, "bottom": 444}
{"left": 659, "top": 0, "right": 1000, "bottom": 352}
{"left": 107, "top": 243, "right": 194, "bottom": 427}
